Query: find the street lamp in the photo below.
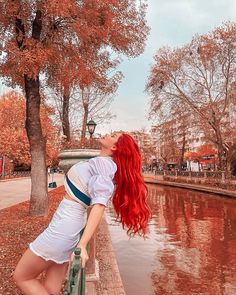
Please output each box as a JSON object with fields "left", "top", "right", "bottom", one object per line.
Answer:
{"left": 87, "top": 119, "right": 97, "bottom": 138}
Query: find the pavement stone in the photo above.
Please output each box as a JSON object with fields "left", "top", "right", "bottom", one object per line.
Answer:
{"left": 95, "top": 217, "right": 126, "bottom": 295}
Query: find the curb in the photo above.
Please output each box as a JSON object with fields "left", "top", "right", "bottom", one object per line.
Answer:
{"left": 95, "top": 215, "right": 126, "bottom": 295}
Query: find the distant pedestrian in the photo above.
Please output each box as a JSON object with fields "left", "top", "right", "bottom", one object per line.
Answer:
{"left": 14, "top": 133, "right": 152, "bottom": 295}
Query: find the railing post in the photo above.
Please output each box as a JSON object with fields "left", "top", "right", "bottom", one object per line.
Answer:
{"left": 65, "top": 248, "right": 83, "bottom": 295}
{"left": 222, "top": 171, "right": 225, "bottom": 183}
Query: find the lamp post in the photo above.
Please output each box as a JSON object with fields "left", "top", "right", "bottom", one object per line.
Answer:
{"left": 86, "top": 119, "right": 97, "bottom": 138}
{"left": 85, "top": 119, "right": 98, "bottom": 279}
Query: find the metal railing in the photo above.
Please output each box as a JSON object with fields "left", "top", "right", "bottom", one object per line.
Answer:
{"left": 143, "top": 168, "right": 236, "bottom": 180}
{"left": 0, "top": 171, "right": 31, "bottom": 179}
{"left": 64, "top": 248, "right": 86, "bottom": 295}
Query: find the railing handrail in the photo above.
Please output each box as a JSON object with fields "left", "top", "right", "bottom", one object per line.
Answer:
{"left": 64, "top": 247, "right": 86, "bottom": 295}
{"left": 143, "top": 169, "right": 236, "bottom": 180}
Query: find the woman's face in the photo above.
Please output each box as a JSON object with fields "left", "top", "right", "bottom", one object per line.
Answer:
{"left": 99, "top": 132, "right": 122, "bottom": 151}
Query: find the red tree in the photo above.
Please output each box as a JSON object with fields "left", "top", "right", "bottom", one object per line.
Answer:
{"left": 146, "top": 23, "right": 236, "bottom": 172}
{"left": 0, "top": 1, "right": 149, "bottom": 215}
{"left": 197, "top": 144, "right": 216, "bottom": 158}
{"left": 0, "top": 91, "right": 60, "bottom": 169}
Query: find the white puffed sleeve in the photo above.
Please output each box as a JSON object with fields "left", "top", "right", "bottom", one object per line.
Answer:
{"left": 88, "top": 157, "right": 117, "bottom": 207}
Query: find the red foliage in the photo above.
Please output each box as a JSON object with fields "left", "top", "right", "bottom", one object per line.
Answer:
{"left": 184, "top": 151, "right": 200, "bottom": 161}
{"left": 184, "top": 145, "right": 216, "bottom": 162}
{"left": 0, "top": 0, "right": 149, "bottom": 87}
{"left": 0, "top": 91, "right": 60, "bottom": 168}
{"left": 197, "top": 144, "right": 216, "bottom": 157}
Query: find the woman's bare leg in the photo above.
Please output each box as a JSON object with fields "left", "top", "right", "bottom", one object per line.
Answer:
{"left": 14, "top": 248, "right": 54, "bottom": 295}
{"left": 43, "top": 262, "right": 69, "bottom": 295}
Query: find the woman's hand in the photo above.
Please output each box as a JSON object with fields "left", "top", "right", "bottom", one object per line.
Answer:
{"left": 70, "top": 245, "right": 89, "bottom": 268}
{"left": 77, "top": 245, "right": 89, "bottom": 268}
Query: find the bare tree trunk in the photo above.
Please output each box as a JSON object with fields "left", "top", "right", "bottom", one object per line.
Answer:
{"left": 206, "top": 111, "right": 225, "bottom": 171}
{"left": 81, "top": 102, "right": 89, "bottom": 139}
{"left": 20, "top": 10, "right": 48, "bottom": 216}
{"left": 25, "top": 75, "right": 48, "bottom": 216}
{"left": 213, "top": 123, "right": 225, "bottom": 171}
{"left": 62, "top": 85, "right": 71, "bottom": 142}
{"left": 227, "top": 144, "right": 236, "bottom": 173}
{"left": 179, "top": 133, "right": 186, "bottom": 170}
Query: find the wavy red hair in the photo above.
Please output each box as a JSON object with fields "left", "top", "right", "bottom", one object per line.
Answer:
{"left": 111, "top": 133, "right": 151, "bottom": 236}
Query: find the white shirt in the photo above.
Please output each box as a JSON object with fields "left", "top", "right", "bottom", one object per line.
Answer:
{"left": 64, "top": 156, "right": 117, "bottom": 207}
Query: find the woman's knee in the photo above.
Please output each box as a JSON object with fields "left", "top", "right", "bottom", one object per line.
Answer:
{"left": 13, "top": 268, "right": 29, "bottom": 289}
{"left": 13, "top": 268, "right": 21, "bottom": 284}
{"left": 13, "top": 263, "right": 31, "bottom": 286}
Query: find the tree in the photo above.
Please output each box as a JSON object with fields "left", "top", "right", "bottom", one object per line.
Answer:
{"left": 0, "top": 92, "right": 30, "bottom": 167}
{"left": 146, "top": 22, "right": 236, "bottom": 171}
{"left": 151, "top": 121, "right": 179, "bottom": 167}
{"left": 197, "top": 144, "right": 216, "bottom": 158}
{"left": 0, "top": 91, "right": 60, "bottom": 169}
{"left": 0, "top": 0, "right": 149, "bottom": 215}
{"left": 79, "top": 71, "right": 122, "bottom": 139}
{"left": 46, "top": 48, "right": 122, "bottom": 142}
{"left": 184, "top": 144, "right": 217, "bottom": 171}
{"left": 184, "top": 151, "right": 200, "bottom": 162}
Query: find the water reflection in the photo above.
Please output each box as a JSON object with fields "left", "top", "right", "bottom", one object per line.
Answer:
{"left": 106, "top": 184, "right": 236, "bottom": 295}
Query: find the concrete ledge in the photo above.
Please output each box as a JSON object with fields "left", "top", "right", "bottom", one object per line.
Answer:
{"left": 94, "top": 216, "right": 126, "bottom": 295}
{"left": 86, "top": 282, "right": 96, "bottom": 295}
{"left": 86, "top": 259, "right": 99, "bottom": 281}
{"left": 144, "top": 176, "right": 236, "bottom": 198}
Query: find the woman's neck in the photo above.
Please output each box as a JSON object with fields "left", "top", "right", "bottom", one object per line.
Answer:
{"left": 99, "top": 148, "right": 112, "bottom": 157}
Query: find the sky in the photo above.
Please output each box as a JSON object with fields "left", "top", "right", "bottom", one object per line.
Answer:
{"left": 0, "top": 0, "right": 236, "bottom": 135}
{"left": 96, "top": 0, "right": 236, "bottom": 135}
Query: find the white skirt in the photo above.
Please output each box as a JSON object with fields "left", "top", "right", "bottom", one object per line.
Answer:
{"left": 29, "top": 198, "right": 86, "bottom": 264}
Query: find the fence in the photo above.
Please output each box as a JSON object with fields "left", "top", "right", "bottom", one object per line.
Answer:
{"left": 143, "top": 168, "right": 236, "bottom": 181}
{"left": 0, "top": 171, "right": 31, "bottom": 180}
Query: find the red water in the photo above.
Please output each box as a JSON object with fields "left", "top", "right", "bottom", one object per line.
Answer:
{"left": 106, "top": 184, "right": 236, "bottom": 295}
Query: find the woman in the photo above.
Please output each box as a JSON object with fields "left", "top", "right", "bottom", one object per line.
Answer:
{"left": 14, "top": 133, "right": 151, "bottom": 295}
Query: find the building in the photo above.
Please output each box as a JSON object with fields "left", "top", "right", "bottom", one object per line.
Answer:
{"left": 130, "top": 131, "right": 154, "bottom": 165}
{"left": 150, "top": 113, "right": 208, "bottom": 167}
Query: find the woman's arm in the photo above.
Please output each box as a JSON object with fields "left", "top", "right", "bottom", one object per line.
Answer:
{"left": 76, "top": 204, "right": 105, "bottom": 268}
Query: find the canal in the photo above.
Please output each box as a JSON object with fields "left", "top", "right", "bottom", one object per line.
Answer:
{"left": 106, "top": 184, "right": 236, "bottom": 295}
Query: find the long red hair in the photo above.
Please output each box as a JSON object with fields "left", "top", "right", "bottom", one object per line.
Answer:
{"left": 112, "top": 133, "right": 151, "bottom": 236}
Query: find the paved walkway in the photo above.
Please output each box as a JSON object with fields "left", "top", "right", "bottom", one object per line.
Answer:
{"left": 0, "top": 173, "right": 65, "bottom": 209}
